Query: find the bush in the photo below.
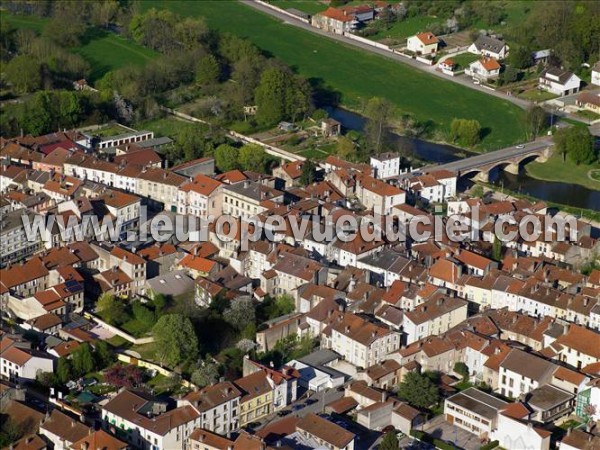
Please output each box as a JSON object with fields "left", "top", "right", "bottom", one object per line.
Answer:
{"left": 433, "top": 439, "right": 455, "bottom": 450}
{"left": 480, "top": 441, "right": 499, "bottom": 450}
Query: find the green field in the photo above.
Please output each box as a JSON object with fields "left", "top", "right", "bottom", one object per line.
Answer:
{"left": 370, "top": 16, "right": 441, "bottom": 42}
{"left": 269, "top": 0, "right": 327, "bottom": 15}
{"left": 74, "top": 29, "right": 158, "bottom": 82}
{"left": 141, "top": 0, "right": 526, "bottom": 150}
{"left": 526, "top": 153, "right": 600, "bottom": 191}
{"left": 3, "top": 13, "right": 157, "bottom": 83}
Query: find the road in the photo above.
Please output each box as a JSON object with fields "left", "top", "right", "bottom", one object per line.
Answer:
{"left": 419, "top": 136, "right": 553, "bottom": 174}
{"left": 242, "top": 0, "right": 531, "bottom": 109}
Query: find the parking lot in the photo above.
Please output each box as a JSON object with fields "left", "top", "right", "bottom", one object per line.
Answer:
{"left": 422, "top": 416, "right": 482, "bottom": 450}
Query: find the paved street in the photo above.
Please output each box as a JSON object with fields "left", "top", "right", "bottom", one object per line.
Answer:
{"left": 419, "top": 136, "right": 553, "bottom": 173}
{"left": 423, "top": 415, "right": 482, "bottom": 450}
{"left": 242, "top": 0, "right": 531, "bottom": 109}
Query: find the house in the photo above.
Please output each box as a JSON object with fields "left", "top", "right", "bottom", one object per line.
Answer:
{"left": 101, "top": 389, "right": 201, "bottom": 450}
{"left": 287, "top": 349, "right": 346, "bottom": 391}
{"left": 592, "top": 61, "right": 600, "bottom": 86}
{"left": 539, "top": 68, "right": 581, "bottom": 96}
{"left": 71, "top": 429, "right": 128, "bottom": 450}
{"left": 178, "top": 381, "right": 241, "bottom": 435}
{"left": 438, "top": 58, "right": 456, "bottom": 75}
{"left": 242, "top": 358, "right": 298, "bottom": 411}
{"left": 370, "top": 152, "right": 400, "bottom": 179}
{"left": 328, "top": 313, "right": 400, "bottom": 369}
{"left": 525, "top": 384, "right": 574, "bottom": 423}
{"left": 576, "top": 92, "right": 600, "bottom": 114}
{"left": 234, "top": 370, "right": 275, "bottom": 426}
{"left": 469, "top": 35, "right": 509, "bottom": 59}
{"left": 40, "top": 409, "right": 91, "bottom": 450}
{"left": 407, "top": 32, "right": 439, "bottom": 55}
{"left": 403, "top": 295, "right": 468, "bottom": 344}
{"left": 296, "top": 413, "right": 356, "bottom": 450}
{"left": 177, "top": 174, "right": 222, "bottom": 219}
{"left": 467, "top": 57, "right": 501, "bottom": 81}
{"left": 273, "top": 161, "right": 305, "bottom": 188}
{"left": 444, "top": 388, "right": 508, "bottom": 438}
{"left": 391, "top": 403, "right": 423, "bottom": 435}
{"left": 355, "top": 174, "right": 406, "bottom": 215}
{"left": 498, "top": 349, "right": 557, "bottom": 398}
{"left": 187, "top": 428, "right": 234, "bottom": 450}
{"left": 321, "top": 118, "right": 341, "bottom": 137}
{"left": 0, "top": 209, "right": 43, "bottom": 267}
{"left": 560, "top": 429, "right": 600, "bottom": 450}
{"left": 311, "top": 7, "right": 358, "bottom": 34}
{"left": 221, "top": 180, "right": 283, "bottom": 220}
{"left": 0, "top": 337, "right": 54, "bottom": 383}
{"left": 495, "top": 403, "right": 551, "bottom": 450}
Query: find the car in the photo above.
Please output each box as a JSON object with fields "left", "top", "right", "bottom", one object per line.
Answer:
{"left": 246, "top": 422, "right": 261, "bottom": 429}
{"left": 305, "top": 398, "right": 318, "bottom": 405}
{"left": 291, "top": 404, "right": 303, "bottom": 411}
{"left": 516, "top": 144, "right": 525, "bottom": 149}
{"left": 277, "top": 409, "right": 291, "bottom": 417}
{"left": 336, "top": 385, "right": 345, "bottom": 392}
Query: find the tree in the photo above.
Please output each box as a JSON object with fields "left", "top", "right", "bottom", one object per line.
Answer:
{"left": 397, "top": 371, "right": 440, "bottom": 409}
{"left": 379, "top": 432, "right": 400, "bottom": 450}
{"left": 131, "top": 301, "right": 156, "bottom": 329}
{"left": 214, "top": 144, "right": 239, "bottom": 172}
{"left": 72, "top": 343, "right": 95, "bottom": 376}
{"left": 4, "top": 56, "right": 42, "bottom": 93}
{"left": 299, "top": 160, "right": 317, "bottom": 185}
{"left": 152, "top": 314, "right": 198, "bottom": 367}
{"left": 104, "top": 364, "right": 144, "bottom": 388}
{"left": 191, "top": 358, "right": 220, "bottom": 387}
{"left": 223, "top": 296, "right": 255, "bottom": 331}
{"left": 364, "top": 97, "right": 394, "bottom": 154}
{"left": 94, "top": 341, "right": 114, "bottom": 369}
{"left": 454, "top": 362, "right": 469, "bottom": 380}
{"left": 96, "top": 293, "right": 128, "bottom": 326}
{"left": 525, "top": 105, "right": 547, "bottom": 139}
{"left": 153, "top": 293, "right": 168, "bottom": 316}
{"left": 196, "top": 55, "right": 221, "bottom": 85}
{"left": 335, "top": 136, "right": 356, "bottom": 161}
{"left": 450, "top": 118, "right": 481, "bottom": 147}
{"left": 566, "top": 126, "right": 596, "bottom": 165}
{"left": 239, "top": 144, "right": 267, "bottom": 172}
{"left": 498, "top": 66, "right": 519, "bottom": 85}
{"left": 553, "top": 127, "right": 569, "bottom": 162}
{"left": 254, "top": 67, "right": 311, "bottom": 125}
{"left": 56, "top": 357, "right": 73, "bottom": 384}
{"left": 492, "top": 237, "right": 502, "bottom": 262}
{"left": 508, "top": 46, "right": 533, "bottom": 70}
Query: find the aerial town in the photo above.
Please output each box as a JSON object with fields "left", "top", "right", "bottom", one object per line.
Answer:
{"left": 0, "top": 1, "right": 599, "bottom": 450}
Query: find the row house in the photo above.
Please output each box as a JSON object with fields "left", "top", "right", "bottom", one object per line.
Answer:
{"left": 177, "top": 174, "right": 223, "bottom": 219}
{"left": 498, "top": 349, "right": 557, "bottom": 399}
{"left": 91, "top": 244, "right": 147, "bottom": 295}
{"left": 402, "top": 294, "right": 468, "bottom": 344}
{"left": 0, "top": 336, "right": 54, "bottom": 383}
{"left": 179, "top": 381, "right": 241, "bottom": 436}
{"left": 136, "top": 168, "right": 187, "bottom": 212}
{"left": 327, "top": 313, "right": 401, "bottom": 369}
{"left": 221, "top": 180, "right": 283, "bottom": 220}
{"left": 0, "top": 208, "right": 43, "bottom": 267}
{"left": 233, "top": 370, "right": 275, "bottom": 427}
{"left": 265, "top": 251, "right": 327, "bottom": 297}
{"left": 102, "top": 389, "right": 201, "bottom": 450}
{"left": 355, "top": 174, "right": 406, "bottom": 215}
{"left": 242, "top": 357, "right": 299, "bottom": 410}
{"left": 544, "top": 324, "right": 600, "bottom": 370}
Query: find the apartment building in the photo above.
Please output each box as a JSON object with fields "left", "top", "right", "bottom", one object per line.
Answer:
{"left": 102, "top": 389, "right": 201, "bottom": 450}
{"left": 498, "top": 349, "right": 557, "bottom": 398}
{"left": 329, "top": 313, "right": 400, "bottom": 369}
{"left": 234, "top": 370, "right": 274, "bottom": 427}
{"left": 177, "top": 174, "right": 223, "bottom": 219}
{"left": 0, "top": 209, "right": 43, "bottom": 267}
{"left": 0, "top": 336, "right": 53, "bottom": 383}
{"left": 221, "top": 180, "right": 283, "bottom": 219}
{"left": 370, "top": 153, "right": 400, "bottom": 179}
{"left": 355, "top": 174, "right": 406, "bottom": 215}
{"left": 403, "top": 295, "right": 468, "bottom": 344}
{"left": 444, "top": 388, "right": 507, "bottom": 438}
{"left": 296, "top": 413, "right": 356, "bottom": 450}
{"left": 179, "top": 381, "right": 241, "bottom": 436}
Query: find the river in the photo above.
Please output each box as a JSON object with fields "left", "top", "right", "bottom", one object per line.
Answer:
{"left": 327, "top": 108, "right": 600, "bottom": 210}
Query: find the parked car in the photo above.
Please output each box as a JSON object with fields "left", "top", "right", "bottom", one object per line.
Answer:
{"left": 292, "top": 404, "right": 303, "bottom": 411}
{"left": 277, "top": 409, "right": 291, "bottom": 417}
{"left": 305, "top": 398, "right": 318, "bottom": 405}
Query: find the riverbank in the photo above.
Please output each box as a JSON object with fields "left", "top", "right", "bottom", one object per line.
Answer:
{"left": 476, "top": 182, "right": 600, "bottom": 224}
{"left": 525, "top": 153, "right": 600, "bottom": 191}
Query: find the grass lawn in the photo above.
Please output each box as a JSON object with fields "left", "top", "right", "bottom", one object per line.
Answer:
{"left": 590, "top": 170, "right": 600, "bottom": 182}
{"left": 449, "top": 52, "right": 479, "bottom": 70}
{"left": 132, "top": 342, "right": 158, "bottom": 361}
{"left": 3, "top": 14, "right": 157, "bottom": 83}
{"left": 525, "top": 153, "right": 600, "bottom": 191}
{"left": 121, "top": 318, "right": 152, "bottom": 338}
{"left": 136, "top": 116, "right": 195, "bottom": 138}
{"left": 74, "top": 28, "right": 158, "bottom": 82}
{"left": 517, "top": 89, "right": 557, "bottom": 102}
{"left": 269, "top": 0, "right": 326, "bottom": 15}
{"left": 576, "top": 109, "right": 600, "bottom": 121}
{"left": 369, "top": 16, "right": 441, "bottom": 42}
{"left": 141, "top": 0, "right": 526, "bottom": 151}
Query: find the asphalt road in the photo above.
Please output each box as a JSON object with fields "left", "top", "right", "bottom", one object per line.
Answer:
{"left": 241, "top": 0, "right": 531, "bottom": 110}
{"left": 419, "top": 136, "right": 554, "bottom": 173}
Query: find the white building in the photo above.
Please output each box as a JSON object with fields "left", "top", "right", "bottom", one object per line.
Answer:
{"left": 539, "top": 68, "right": 581, "bottom": 96}
{"left": 469, "top": 35, "right": 509, "bottom": 59}
{"left": 102, "top": 389, "right": 201, "bottom": 450}
{"left": 591, "top": 61, "right": 600, "bottom": 86}
{"left": 444, "top": 388, "right": 507, "bottom": 438}
{"left": 370, "top": 153, "right": 400, "bottom": 179}
{"left": 328, "top": 313, "right": 400, "bottom": 369}
{"left": 403, "top": 296, "right": 468, "bottom": 344}
{"left": 406, "top": 32, "right": 439, "bottom": 55}
{"left": 0, "top": 337, "right": 53, "bottom": 383}
{"left": 498, "top": 349, "right": 557, "bottom": 399}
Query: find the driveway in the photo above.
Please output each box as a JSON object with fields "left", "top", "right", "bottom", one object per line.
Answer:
{"left": 422, "top": 415, "right": 482, "bottom": 450}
